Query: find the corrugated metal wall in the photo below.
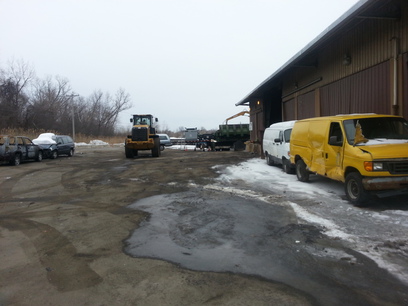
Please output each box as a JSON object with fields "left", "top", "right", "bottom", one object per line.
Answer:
{"left": 248, "top": 0, "right": 408, "bottom": 143}
{"left": 297, "top": 90, "right": 315, "bottom": 119}
{"left": 282, "top": 17, "right": 400, "bottom": 100}
{"left": 283, "top": 98, "right": 296, "bottom": 120}
{"left": 280, "top": 2, "right": 407, "bottom": 120}
{"left": 403, "top": 52, "right": 408, "bottom": 119}
{"left": 320, "top": 61, "right": 390, "bottom": 115}
{"left": 249, "top": 101, "right": 264, "bottom": 142}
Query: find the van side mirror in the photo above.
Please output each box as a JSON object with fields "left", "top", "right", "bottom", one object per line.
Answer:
{"left": 155, "top": 118, "right": 158, "bottom": 122}
{"left": 329, "top": 136, "right": 342, "bottom": 146}
{"left": 130, "top": 118, "right": 133, "bottom": 123}
{"left": 274, "top": 138, "right": 281, "bottom": 143}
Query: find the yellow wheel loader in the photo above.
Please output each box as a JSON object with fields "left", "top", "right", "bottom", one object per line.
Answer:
{"left": 125, "top": 114, "right": 161, "bottom": 158}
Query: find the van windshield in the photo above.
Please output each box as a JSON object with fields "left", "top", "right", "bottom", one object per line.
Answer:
{"left": 343, "top": 117, "right": 408, "bottom": 145}
{"left": 284, "top": 129, "right": 292, "bottom": 142}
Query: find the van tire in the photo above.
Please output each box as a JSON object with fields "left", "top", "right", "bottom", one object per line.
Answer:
{"left": 266, "top": 153, "right": 274, "bottom": 166}
{"left": 296, "top": 159, "right": 309, "bottom": 182}
{"left": 345, "top": 172, "right": 369, "bottom": 206}
{"left": 283, "top": 159, "right": 293, "bottom": 174}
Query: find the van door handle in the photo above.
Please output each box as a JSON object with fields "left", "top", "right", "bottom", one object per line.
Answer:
{"left": 325, "top": 153, "right": 328, "bottom": 159}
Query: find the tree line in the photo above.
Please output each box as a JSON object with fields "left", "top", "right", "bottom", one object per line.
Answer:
{"left": 0, "top": 59, "right": 132, "bottom": 137}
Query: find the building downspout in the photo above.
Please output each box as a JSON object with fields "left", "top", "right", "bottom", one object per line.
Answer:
{"left": 392, "top": 37, "right": 399, "bottom": 115}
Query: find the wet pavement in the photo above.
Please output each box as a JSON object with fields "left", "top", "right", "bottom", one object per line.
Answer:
{"left": 125, "top": 188, "right": 408, "bottom": 305}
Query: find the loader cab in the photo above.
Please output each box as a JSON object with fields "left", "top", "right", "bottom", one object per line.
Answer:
{"left": 130, "top": 115, "right": 158, "bottom": 127}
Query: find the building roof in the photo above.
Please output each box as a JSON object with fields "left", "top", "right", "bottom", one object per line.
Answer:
{"left": 235, "top": 0, "right": 394, "bottom": 106}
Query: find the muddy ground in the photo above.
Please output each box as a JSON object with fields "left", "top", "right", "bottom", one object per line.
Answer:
{"left": 0, "top": 146, "right": 407, "bottom": 306}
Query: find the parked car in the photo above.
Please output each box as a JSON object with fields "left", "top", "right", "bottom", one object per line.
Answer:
{"left": 263, "top": 120, "right": 296, "bottom": 174}
{"left": 33, "top": 133, "right": 75, "bottom": 158}
{"left": 158, "top": 134, "right": 172, "bottom": 151}
{"left": 290, "top": 114, "right": 408, "bottom": 205}
{"left": 32, "top": 133, "right": 58, "bottom": 159}
{"left": 0, "top": 135, "right": 43, "bottom": 165}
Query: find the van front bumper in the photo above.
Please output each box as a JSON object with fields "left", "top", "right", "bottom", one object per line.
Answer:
{"left": 362, "top": 176, "right": 408, "bottom": 191}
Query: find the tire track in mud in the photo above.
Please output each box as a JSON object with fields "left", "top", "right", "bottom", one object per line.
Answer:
{"left": 0, "top": 168, "right": 42, "bottom": 202}
{"left": 1, "top": 216, "right": 103, "bottom": 291}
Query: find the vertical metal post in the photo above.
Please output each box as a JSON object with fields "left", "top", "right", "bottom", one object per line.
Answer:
{"left": 72, "top": 105, "right": 75, "bottom": 141}
{"left": 69, "top": 94, "right": 79, "bottom": 141}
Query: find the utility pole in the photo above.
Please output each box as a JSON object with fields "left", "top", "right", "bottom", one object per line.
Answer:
{"left": 66, "top": 94, "right": 79, "bottom": 141}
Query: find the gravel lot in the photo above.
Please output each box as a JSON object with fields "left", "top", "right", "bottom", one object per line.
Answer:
{"left": 1, "top": 146, "right": 407, "bottom": 306}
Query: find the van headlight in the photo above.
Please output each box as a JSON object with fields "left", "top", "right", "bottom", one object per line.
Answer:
{"left": 373, "top": 162, "right": 384, "bottom": 171}
{"left": 364, "top": 161, "right": 384, "bottom": 171}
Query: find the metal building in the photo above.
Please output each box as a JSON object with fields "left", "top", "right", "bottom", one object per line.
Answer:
{"left": 236, "top": 0, "right": 408, "bottom": 145}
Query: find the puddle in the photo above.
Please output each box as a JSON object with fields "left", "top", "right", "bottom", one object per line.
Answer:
{"left": 124, "top": 189, "right": 408, "bottom": 305}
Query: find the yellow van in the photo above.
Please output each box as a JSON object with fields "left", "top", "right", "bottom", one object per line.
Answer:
{"left": 290, "top": 114, "right": 408, "bottom": 205}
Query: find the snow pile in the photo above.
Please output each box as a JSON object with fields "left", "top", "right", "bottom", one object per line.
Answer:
{"left": 89, "top": 139, "right": 109, "bottom": 146}
{"left": 168, "top": 145, "right": 199, "bottom": 151}
{"left": 75, "top": 140, "right": 114, "bottom": 146}
{"left": 216, "top": 157, "right": 408, "bottom": 284}
{"left": 216, "top": 158, "right": 344, "bottom": 197}
{"left": 32, "top": 133, "right": 57, "bottom": 145}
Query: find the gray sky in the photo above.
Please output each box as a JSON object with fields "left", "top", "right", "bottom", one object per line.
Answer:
{"left": 0, "top": 0, "right": 359, "bottom": 131}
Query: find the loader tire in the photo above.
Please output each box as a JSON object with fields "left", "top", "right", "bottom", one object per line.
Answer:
{"left": 125, "top": 147, "right": 134, "bottom": 158}
{"left": 152, "top": 138, "right": 161, "bottom": 157}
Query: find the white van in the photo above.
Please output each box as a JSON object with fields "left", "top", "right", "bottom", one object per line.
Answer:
{"left": 262, "top": 120, "right": 296, "bottom": 173}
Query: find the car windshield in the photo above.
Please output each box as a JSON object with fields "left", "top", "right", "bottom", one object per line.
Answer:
{"left": 343, "top": 117, "right": 408, "bottom": 145}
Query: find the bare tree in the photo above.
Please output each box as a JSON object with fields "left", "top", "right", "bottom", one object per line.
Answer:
{"left": 26, "top": 75, "right": 72, "bottom": 131}
{"left": 1, "top": 58, "right": 132, "bottom": 136}
{"left": 0, "top": 59, "right": 35, "bottom": 129}
{"left": 76, "top": 89, "right": 132, "bottom": 136}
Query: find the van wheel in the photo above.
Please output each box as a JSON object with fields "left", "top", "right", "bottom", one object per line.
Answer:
{"left": 345, "top": 172, "right": 369, "bottom": 206}
{"left": 266, "top": 153, "right": 273, "bottom": 166}
{"left": 283, "top": 159, "right": 293, "bottom": 174}
{"left": 296, "top": 159, "right": 309, "bottom": 182}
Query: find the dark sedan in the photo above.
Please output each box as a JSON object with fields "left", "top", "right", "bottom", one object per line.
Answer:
{"left": 0, "top": 135, "right": 43, "bottom": 165}
{"left": 33, "top": 133, "right": 75, "bottom": 158}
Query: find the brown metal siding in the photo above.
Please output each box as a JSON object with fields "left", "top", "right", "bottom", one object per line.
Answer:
{"left": 320, "top": 61, "right": 390, "bottom": 116}
{"left": 399, "top": 1, "right": 408, "bottom": 54}
{"left": 403, "top": 52, "right": 408, "bottom": 119}
{"left": 283, "top": 99, "right": 296, "bottom": 120}
{"left": 282, "top": 8, "right": 403, "bottom": 100}
{"left": 297, "top": 91, "right": 315, "bottom": 119}
{"left": 320, "top": 77, "right": 350, "bottom": 115}
{"left": 349, "top": 61, "right": 390, "bottom": 114}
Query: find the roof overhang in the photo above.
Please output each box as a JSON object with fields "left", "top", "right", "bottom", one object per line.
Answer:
{"left": 235, "top": 0, "right": 398, "bottom": 106}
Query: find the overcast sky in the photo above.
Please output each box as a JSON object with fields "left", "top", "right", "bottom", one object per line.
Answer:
{"left": 0, "top": 0, "right": 359, "bottom": 131}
